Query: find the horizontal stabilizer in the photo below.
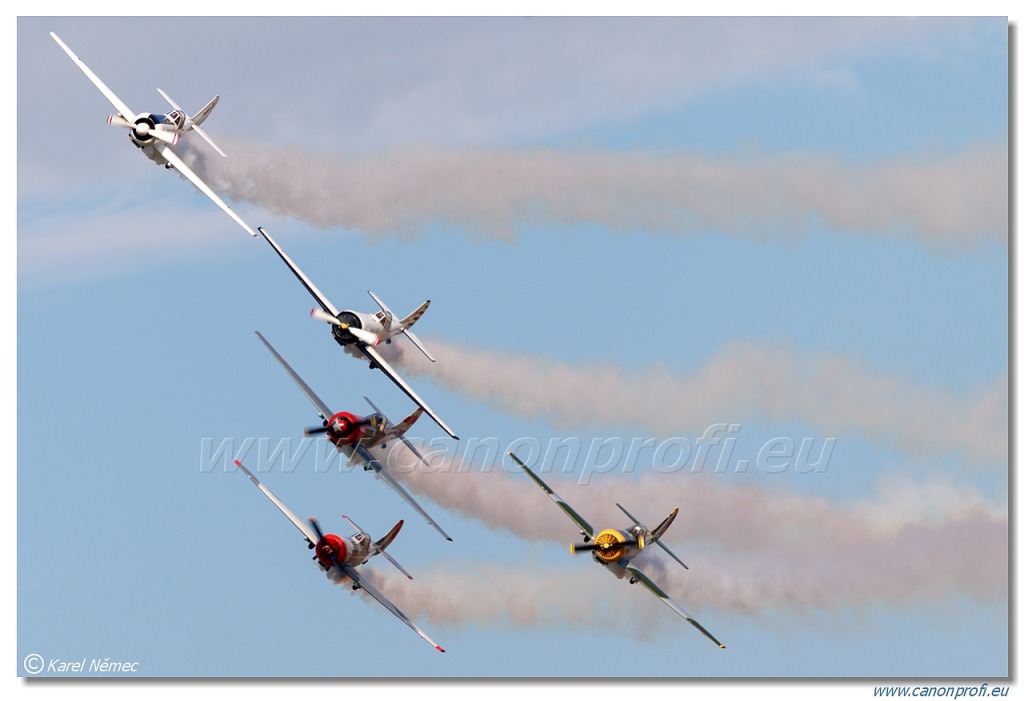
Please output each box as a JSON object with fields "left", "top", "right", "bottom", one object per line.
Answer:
{"left": 402, "top": 329, "right": 436, "bottom": 363}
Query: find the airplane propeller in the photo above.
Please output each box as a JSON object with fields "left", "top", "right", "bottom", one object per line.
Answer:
{"left": 309, "top": 309, "right": 380, "bottom": 346}
{"left": 311, "top": 307, "right": 342, "bottom": 326}
{"left": 570, "top": 537, "right": 642, "bottom": 555}
{"left": 309, "top": 516, "right": 325, "bottom": 541}
{"left": 107, "top": 114, "right": 179, "bottom": 145}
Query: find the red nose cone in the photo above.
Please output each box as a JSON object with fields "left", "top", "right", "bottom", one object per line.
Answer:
{"left": 316, "top": 534, "right": 349, "bottom": 568}
{"left": 327, "top": 411, "right": 364, "bottom": 445}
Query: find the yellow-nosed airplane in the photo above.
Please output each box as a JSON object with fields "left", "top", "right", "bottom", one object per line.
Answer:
{"left": 509, "top": 451, "right": 725, "bottom": 649}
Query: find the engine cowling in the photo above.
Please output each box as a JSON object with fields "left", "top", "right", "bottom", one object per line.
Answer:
{"left": 591, "top": 528, "right": 630, "bottom": 563}
{"left": 331, "top": 311, "right": 363, "bottom": 345}
{"left": 315, "top": 533, "right": 349, "bottom": 569}
{"left": 326, "top": 411, "right": 366, "bottom": 445}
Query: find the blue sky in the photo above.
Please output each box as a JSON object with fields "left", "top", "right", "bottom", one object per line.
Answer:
{"left": 14, "top": 13, "right": 1009, "bottom": 690}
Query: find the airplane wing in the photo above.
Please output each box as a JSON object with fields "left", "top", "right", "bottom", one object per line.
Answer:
{"left": 234, "top": 459, "right": 320, "bottom": 548}
{"left": 356, "top": 343, "right": 459, "bottom": 440}
{"left": 338, "top": 562, "right": 444, "bottom": 653}
{"left": 255, "top": 331, "right": 334, "bottom": 421}
{"left": 624, "top": 563, "right": 726, "bottom": 649}
{"left": 507, "top": 451, "right": 595, "bottom": 538}
{"left": 50, "top": 32, "right": 137, "bottom": 121}
{"left": 258, "top": 227, "right": 340, "bottom": 316}
{"left": 353, "top": 443, "right": 453, "bottom": 542}
{"left": 156, "top": 143, "right": 257, "bottom": 237}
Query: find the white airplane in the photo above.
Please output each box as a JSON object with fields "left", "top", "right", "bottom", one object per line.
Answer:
{"left": 256, "top": 330, "right": 454, "bottom": 542}
{"left": 258, "top": 226, "right": 458, "bottom": 440}
{"left": 508, "top": 451, "right": 726, "bottom": 649}
{"left": 233, "top": 459, "right": 445, "bottom": 653}
{"left": 49, "top": 32, "right": 257, "bottom": 238}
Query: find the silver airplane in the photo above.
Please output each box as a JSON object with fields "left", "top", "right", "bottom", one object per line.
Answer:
{"left": 258, "top": 226, "right": 457, "bottom": 439}
{"left": 50, "top": 32, "right": 257, "bottom": 238}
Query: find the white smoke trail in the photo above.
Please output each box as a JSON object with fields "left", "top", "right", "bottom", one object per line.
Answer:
{"left": 372, "top": 338, "right": 1008, "bottom": 466}
{"left": 347, "top": 442, "right": 1008, "bottom": 634}
{"left": 383, "top": 445, "right": 1006, "bottom": 554}
{"left": 187, "top": 141, "right": 1007, "bottom": 252}
{"left": 356, "top": 507, "right": 1006, "bottom": 633}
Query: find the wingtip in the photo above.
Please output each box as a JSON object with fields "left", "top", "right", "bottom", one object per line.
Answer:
{"left": 720, "top": 644, "right": 727, "bottom": 649}
{"left": 446, "top": 536, "right": 454, "bottom": 542}
{"left": 233, "top": 459, "right": 242, "bottom": 467}
{"left": 436, "top": 646, "right": 446, "bottom": 653}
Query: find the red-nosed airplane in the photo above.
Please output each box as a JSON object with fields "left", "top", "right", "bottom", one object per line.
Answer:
{"left": 49, "top": 32, "right": 257, "bottom": 238}
{"left": 233, "top": 459, "right": 444, "bottom": 652}
{"left": 257, "top": 226, "right": 458, "bottom": 440}
{"left": 256, "top": 331, "right": 453, "bottom": 542}
{"left": 508, "top": 451, "right": 726, "bottom": 649}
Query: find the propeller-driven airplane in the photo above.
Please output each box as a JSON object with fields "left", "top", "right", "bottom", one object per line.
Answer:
{"left": 508, "top": 451, "right": 726, "bottom": 649}
{"left": 49, "top": 32, "right": 258, "bottom": 238}
{"left": 257, "top": 226, "right": 458, "bottom": 440}
{"left": 233, "top": 459, "right": 445, "bottom": 652}
{"left": 256, "top": 330, "right": 454, "bottom": 542}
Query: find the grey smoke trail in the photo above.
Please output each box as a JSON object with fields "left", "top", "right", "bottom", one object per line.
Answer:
{"left": 382, "top": 445, "right": 1006, "bottom": 556}
{"left": 188, "top": 141, "right": 1007, "bottom": 252}
{"left": 349, "top": 445, "right": 1007, "bottom": 631}
{"left": 373, "top": 338, "right": 1008, "bottom": 465}
{"left": 356, "top": 509, "right": 1006, "bottom": 631}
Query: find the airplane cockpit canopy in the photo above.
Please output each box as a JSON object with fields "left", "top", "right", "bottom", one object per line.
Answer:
{"left": 153, "top": 110, "right": 186, "bottom": 129}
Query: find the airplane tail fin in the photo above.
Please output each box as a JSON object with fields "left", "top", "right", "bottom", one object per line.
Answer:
{"left": 372, "top": 520, "right": 414, "bottom": 579}
{"left": 374, "top": 519, "right": 404, "bottom": 551}
{"left": 650, "top": 507, "right": 679, "bottom": 541}
{"left": 619, "top": 503, "right": 689, "bottom": 569}
{"left": 190, "top": 95, "right": 220, "bottom": 127}
{"left": 394, "top": 407, "right": 424, "bottom": 435}
{"left": 399, "top": 297, "right": 436, "bottom": 362}
{"left": 398, "top": 299, "right": 431, "bottom": 331}
{"left": 368, "top": 291, "right": 436, "bottom": 362}
{"left": 651, "top": 508, "right": 689, "bottom": 570}
{"left": 156, "top": 88, "right": 226, "bottom": 157}
{"left": 363, "top": 395, "right": 430, "bottom": 471}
